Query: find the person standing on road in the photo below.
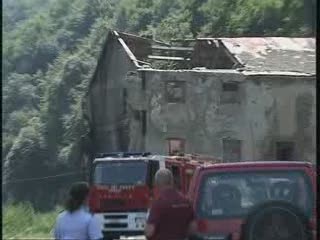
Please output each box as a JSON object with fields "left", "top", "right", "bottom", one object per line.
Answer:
{"left": 145, "top": 169, "right": 196, "bottom": 240}
{"left": 53, "top": 182, "right": 103, "bottom": 240}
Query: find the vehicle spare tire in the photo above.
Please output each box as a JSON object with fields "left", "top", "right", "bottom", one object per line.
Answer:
{"left": 242, "top": 200, "right": 311, "bottom": 240}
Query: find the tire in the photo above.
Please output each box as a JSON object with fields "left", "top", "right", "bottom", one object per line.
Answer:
{"left": 242, "top": 200, "right": 311, "bottom": 240}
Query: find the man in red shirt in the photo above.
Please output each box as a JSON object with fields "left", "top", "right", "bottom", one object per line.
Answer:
{"left": 145, "top": 169, "right": 196, "bottom": 240}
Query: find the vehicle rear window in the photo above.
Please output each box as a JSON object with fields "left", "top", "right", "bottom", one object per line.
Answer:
{"left": 196, "top": 170, "right": 313, "bottom": 218}
{"left": 93, "top": 160, "right": 147, "bottom": 185}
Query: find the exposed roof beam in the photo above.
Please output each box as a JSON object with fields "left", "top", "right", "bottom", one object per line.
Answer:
{"left": 114, "top": 31, "right": 140, "bottom": 68}
{"left": 152, "top": 46, "right": 194, "bottom": 51}
{"left": 170, "top": 39, "right": 196, "bottom": 42}
{"left": 147, "top": 55, "right": 191, "bottom": 61}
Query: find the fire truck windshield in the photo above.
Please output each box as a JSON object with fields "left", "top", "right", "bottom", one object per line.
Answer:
{"left": 93, "top": 160, "right": 147, "bottom": 185}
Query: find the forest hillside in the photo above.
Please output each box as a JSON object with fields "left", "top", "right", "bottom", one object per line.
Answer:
{"left": 2, "top": 0, "right": 316, "bottom": 210}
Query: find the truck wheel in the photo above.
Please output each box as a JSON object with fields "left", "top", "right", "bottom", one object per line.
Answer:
{"left": 242, "top": 200, "right": 311, "bottom": 240}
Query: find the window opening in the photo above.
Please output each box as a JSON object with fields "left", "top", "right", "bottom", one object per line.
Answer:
{"left": 165, "top": 81, "right": 186, "bottom": 103}
{"left": 167, "top": 138, "right": 185, "bottom": 155}
{"left": 222, "top": 139, "right": 242, "bottom": 162}
{"left": 276, "top": 141, "right": 294, "bottom": 161}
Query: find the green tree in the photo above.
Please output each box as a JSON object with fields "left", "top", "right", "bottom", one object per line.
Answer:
{"left": 2, "top": 0, "right": 315, "bottom": 210}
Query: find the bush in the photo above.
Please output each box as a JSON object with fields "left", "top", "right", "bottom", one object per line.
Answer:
{"left": 3, "top": 202, "right": 62, "bottom": 238}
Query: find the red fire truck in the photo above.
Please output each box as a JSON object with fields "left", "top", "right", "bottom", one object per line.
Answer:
{"left": 88, "top": 152, "right": 165, "bottom": 239}
{"left": 88, "top": 152, "right": 220, "bottom": 239}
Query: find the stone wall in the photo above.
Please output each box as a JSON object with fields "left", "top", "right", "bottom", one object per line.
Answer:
{"left": 86, "top": 34, "right": 315, "bottom": 163}
{"left": 244, "top": 75, "right": 316, "bottom": 163}
{"left": 87, "top": 37, "right": 137, "bottom": 153}
{"left": 126, "top": 69, "right": 315, "bottom": 163}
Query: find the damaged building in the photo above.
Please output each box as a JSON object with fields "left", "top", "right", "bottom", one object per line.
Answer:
{"left": 85, "top": 31, "right": 316, "bottom": 163}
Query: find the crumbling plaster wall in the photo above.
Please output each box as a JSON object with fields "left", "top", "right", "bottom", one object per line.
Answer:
{"left": 138, "top": 70, "right": 249, "bottom": 158}
{"left": 245, "top": 75, "right": 316, "bottom": 163}
{"left": 123, "top": 70, "right": 147, "bottom": 151}
{"left": 88, "top": 38, "right": 137, "bottom": 153}
{"left": 128, "top": 70, "right": 315, "bottom": 162}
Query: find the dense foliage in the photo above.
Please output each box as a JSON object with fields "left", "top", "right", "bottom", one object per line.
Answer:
{"left": 2, "top": 0, "right": 315, "bottom": 210}
{"left": 3, "top": 202, "right": 61, "bottom": 238}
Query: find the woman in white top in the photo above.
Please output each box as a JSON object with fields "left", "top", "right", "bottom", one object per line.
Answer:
{"left": 53, "top": 182, "right": 103, "bottom": 240}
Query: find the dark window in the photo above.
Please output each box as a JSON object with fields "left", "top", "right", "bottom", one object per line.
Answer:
{"left": 220, "top": 82, "right": 240, "bottom": 104}
{"left": 222, "top": 139, "right": 241, "bottom": 162}
{"left": 167, "top": 138, "right": 185, "bottom": 155}
{"left": 276, "top": 141, "right": 295, "bottom": 161}
{"left": 223, "top": 82, "right": 239, "bottom": 91}
{"left": 165, "top": 81, "right": 186, "bottom": 103}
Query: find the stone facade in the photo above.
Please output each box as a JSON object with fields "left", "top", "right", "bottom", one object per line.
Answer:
{"left": 86, "top": 31, "right": 316, "bottom": 163}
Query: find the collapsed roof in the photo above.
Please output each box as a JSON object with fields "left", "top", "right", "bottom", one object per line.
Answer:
{"left": 109, "top": 31, "right": 316, "bottom": 74}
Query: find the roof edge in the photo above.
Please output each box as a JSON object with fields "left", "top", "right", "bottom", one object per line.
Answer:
{"left": 113, "top": 31, "right": 141, "bottom": 68}
{"left": 242, "top": 70, "right": 315, "bottom": 77}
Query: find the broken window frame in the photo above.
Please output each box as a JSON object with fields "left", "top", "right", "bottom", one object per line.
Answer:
{"left": 167, "top": 138, "right": 186, "bottom": 155}
{"left": 165, "top": 81, "right": 186, "bottom": 103}
{"left": 220, "top": 82, "right": 240, "bottom": 104}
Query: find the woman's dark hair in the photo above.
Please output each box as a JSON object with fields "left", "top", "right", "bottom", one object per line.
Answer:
{"left": 65, "top": 182, "right": 89, "bottom": 213}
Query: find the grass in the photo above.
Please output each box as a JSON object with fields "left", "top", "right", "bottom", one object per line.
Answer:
{"left": 3, "top": 202, "right": 62, "bottom": 239}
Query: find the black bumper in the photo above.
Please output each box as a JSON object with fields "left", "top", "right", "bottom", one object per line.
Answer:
{"left": 103, "top": 230, "right": 144, "bottom": 240}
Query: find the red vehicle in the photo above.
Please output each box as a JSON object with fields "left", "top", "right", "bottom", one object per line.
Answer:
{"left": 165, "top": 154, "right": 222, "bottom": 195}
{"left": 88, "top": 152, "right": 166, "bottom": 239}
{"left": 88, "top": 152, "right": 218, "bottom": 239}
{"left": 188, "top": 161, "right": 317, "bottom": 240}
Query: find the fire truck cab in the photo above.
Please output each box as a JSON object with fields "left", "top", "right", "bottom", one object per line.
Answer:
{"left": 88, "top": 152, "right": 166, "bottom": 239}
